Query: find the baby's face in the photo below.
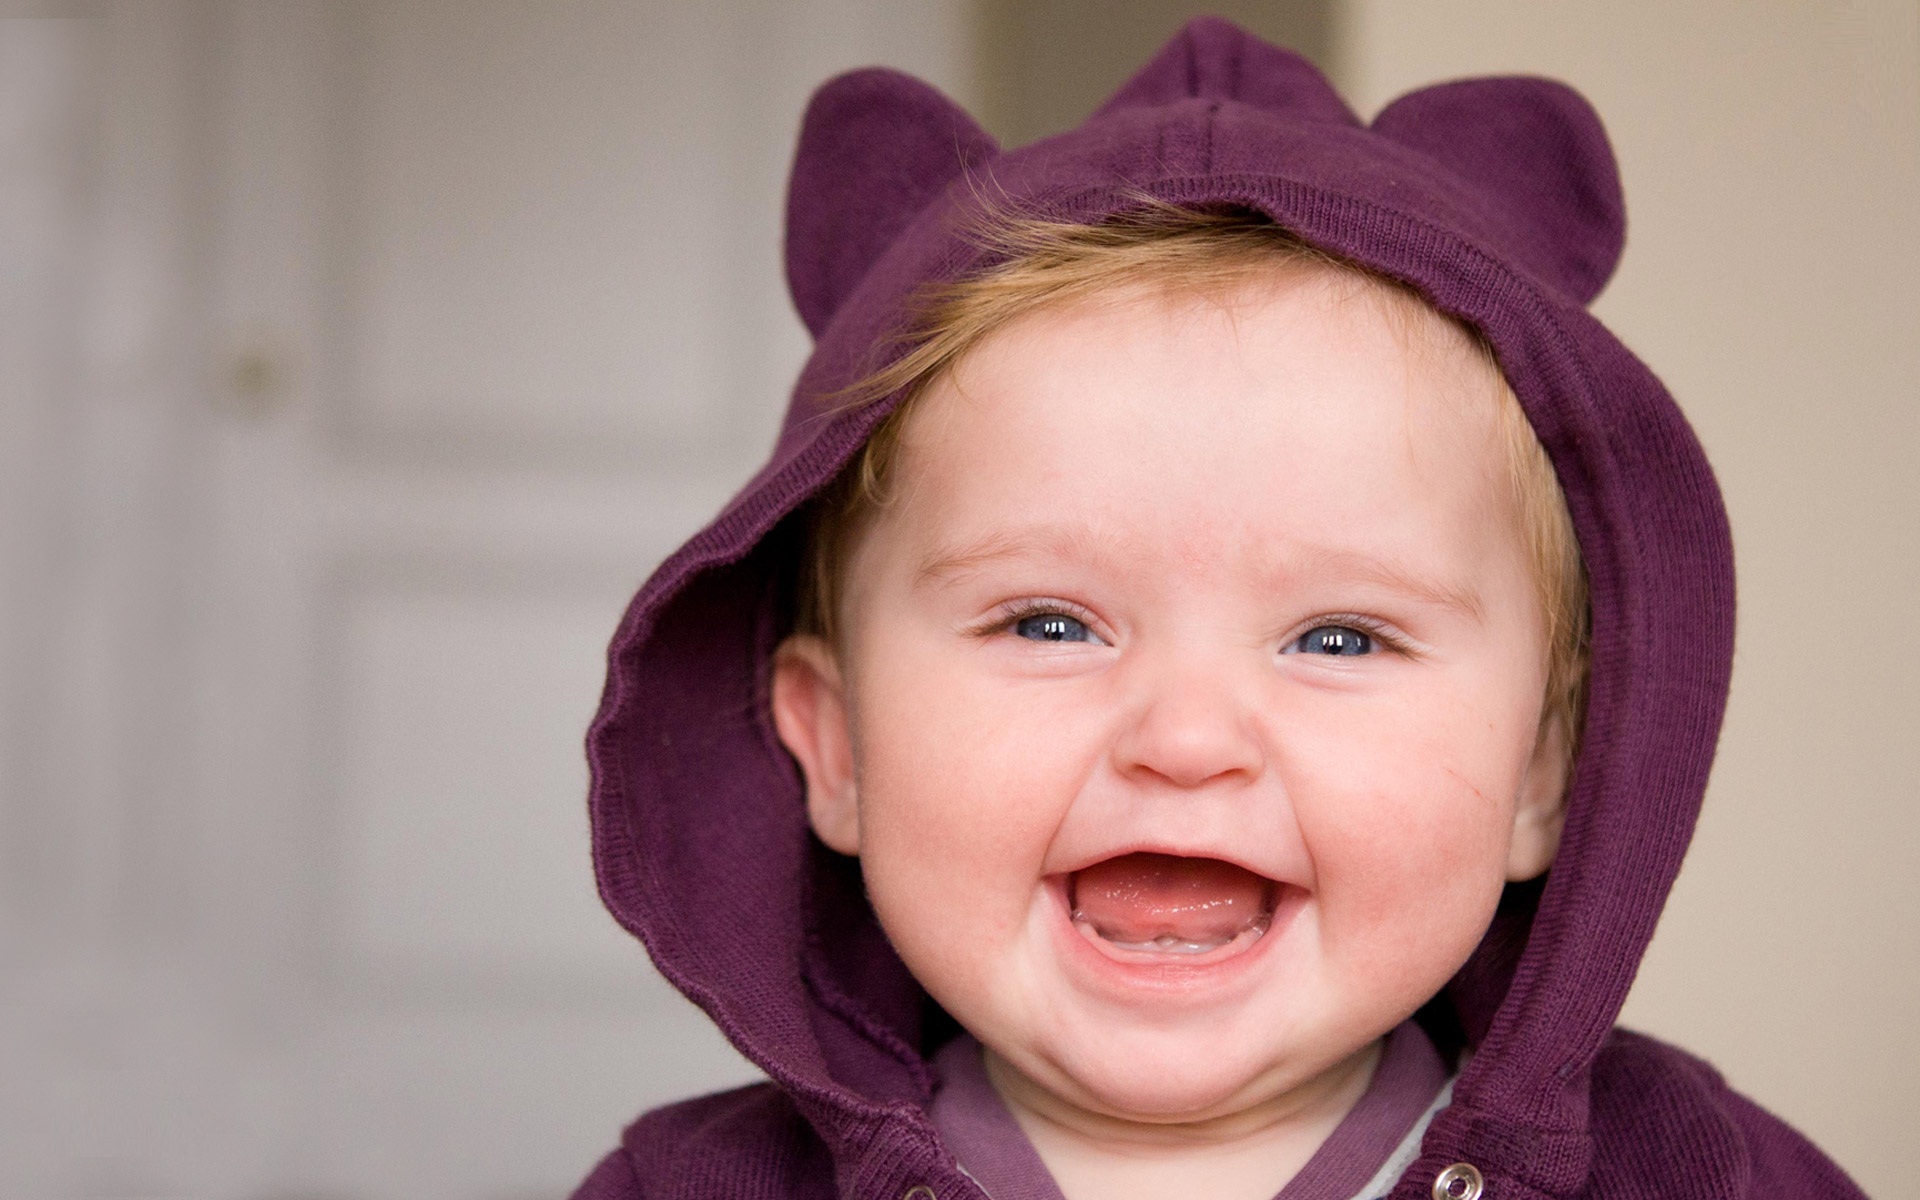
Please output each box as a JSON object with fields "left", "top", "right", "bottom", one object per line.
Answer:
{"left": 773, "top": 268, "right": 1569, "bottom": 1128}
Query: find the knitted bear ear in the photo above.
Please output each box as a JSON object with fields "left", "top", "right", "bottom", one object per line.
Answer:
{"left": 785, "top": 69, "right": 999, "bottom": 338}
{"left": 1095, "top": 16, "right": 1358, "bottom": 126}
{"left": 1371, "top": 77, "right": 1626, "bottom": 304}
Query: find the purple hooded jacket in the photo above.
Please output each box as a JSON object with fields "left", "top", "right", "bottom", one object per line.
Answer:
{"left": 571, "top": 19, "right": 1868, "bottom": 1200}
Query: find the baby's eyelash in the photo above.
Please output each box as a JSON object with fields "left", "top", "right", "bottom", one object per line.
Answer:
{"left": 1289, "top": 613, "right": 1416, "bottom": 655}
{"left": 967, "top": 604, "right": 1416, "bottom": 654}
{"left": 974, "top": 597, "right": 1101, "bottom": 636}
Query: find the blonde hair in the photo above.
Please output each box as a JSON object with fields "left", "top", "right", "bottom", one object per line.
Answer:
{"left": 796, "top": 202, "right": 1589, "bottom": 744}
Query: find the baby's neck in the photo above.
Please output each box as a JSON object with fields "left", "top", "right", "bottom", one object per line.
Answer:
{"left": 982, "top": 1039, "right": 1384, "bottom": 1200}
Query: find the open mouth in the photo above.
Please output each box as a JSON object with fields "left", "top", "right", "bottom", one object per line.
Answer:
{"left": 1067, "top": 852, "right": 1279, "bottom": 960}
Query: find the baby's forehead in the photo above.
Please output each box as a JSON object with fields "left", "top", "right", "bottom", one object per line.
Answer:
{"left": 896, "top": 279, "right": 1519, "bottom": 545}
{"left": 933, "top": 264, "right": 1510, "bottom": 458}
{"left": 953, "top": 260, "right": 1497, "bottom": 395}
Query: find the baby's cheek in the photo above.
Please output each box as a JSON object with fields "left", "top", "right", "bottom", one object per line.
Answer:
{"left": 1305, "top": 761, "right": 1514, "bottom": 963}
{"left": 850, "top": 666, "right": 1085, "bottom": 944}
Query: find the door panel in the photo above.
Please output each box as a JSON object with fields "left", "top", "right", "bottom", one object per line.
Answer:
{"left": 5, "top": 3, "right": 975, "bottom": 1197}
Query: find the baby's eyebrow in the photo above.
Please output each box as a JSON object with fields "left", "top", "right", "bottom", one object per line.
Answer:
{"left": 914, "top": 530, "right": 1484, "bottom": 620}
{"left": 913, "top": 525, "right": 1128, "bottom": 587}
{"left": 1283, "top": 546, "right": 1486, "bottom": 621}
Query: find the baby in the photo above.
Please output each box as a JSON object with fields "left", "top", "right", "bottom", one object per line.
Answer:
{"left": 767, "top": 203, "right": 1579, "bottom": 1200}
{"left": 573, "top": 19, "right": 1865, "bottom": 1200}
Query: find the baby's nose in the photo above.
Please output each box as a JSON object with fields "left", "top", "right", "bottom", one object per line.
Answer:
{"left": 1109, "top": 667, "right": 1265, "bottom": 789}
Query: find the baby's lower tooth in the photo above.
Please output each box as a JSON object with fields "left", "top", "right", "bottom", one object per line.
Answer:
{"left": 1075, "top": 915, "right": 1257, "bottom": 956}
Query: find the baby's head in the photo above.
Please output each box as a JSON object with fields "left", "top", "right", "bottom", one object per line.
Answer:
{"left": 769, "top": 204, "right": 1590, "bottom": 1126}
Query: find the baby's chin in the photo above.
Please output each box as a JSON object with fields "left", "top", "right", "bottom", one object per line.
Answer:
{"left": 989, "top": 1034, "right": 1317, "bottom": 1129}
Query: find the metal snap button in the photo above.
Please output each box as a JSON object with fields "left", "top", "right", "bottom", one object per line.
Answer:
{"left": 1433, "top": 1162, "right": 1485, "bottom": 1200}
{"left": 902, "top": 1187, "right": 937, "bottom": 1200}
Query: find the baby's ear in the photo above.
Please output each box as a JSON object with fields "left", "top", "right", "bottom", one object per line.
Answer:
{"left": 1371, "top": 77, "right": 1626, "bottom": 305}
{"left": 769, "top": 634, "right": 861, "bottom": 855}
{"left": 785, "top": 69, "right": 999, "bottom": 338}
{"left": 1507, "top": 709, "right": 1572, "bottom": 881}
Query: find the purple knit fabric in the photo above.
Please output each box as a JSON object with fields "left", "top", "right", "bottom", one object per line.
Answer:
{"left": 929, "top": 1021, "right": 1448, "bottom": 1200}
{"left": 1275, "top": 1023, "right": 1448, "bottom": 1200}
{"left": 926, "top": 1040, "right": 1060, "bottom": 1200}
{"left": 571, "top": 18, "right": 1869, "bottom": 1200}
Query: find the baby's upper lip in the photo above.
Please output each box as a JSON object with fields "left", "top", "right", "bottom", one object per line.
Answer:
{"left": 1051, "top": 841, "right": 1296, "bottom": 889}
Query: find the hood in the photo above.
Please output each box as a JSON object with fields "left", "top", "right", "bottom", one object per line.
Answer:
{"left": 586, "top": 18, "right": 1733, "bottom": 1198}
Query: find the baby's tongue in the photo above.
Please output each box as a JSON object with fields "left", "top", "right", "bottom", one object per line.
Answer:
{"left": 1069, "top": 853, "right": 1273, "bottom": 950}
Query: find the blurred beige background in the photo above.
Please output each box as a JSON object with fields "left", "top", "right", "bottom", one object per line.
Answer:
{"left": 2, "top": 2, "right": 1912, "bottom": 1198}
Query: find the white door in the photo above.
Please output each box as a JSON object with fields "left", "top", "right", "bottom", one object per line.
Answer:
{"left": 3, "top": 4, "right": 974, "bottom": 1197}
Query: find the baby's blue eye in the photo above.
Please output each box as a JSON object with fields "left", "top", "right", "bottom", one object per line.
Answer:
{"left": 1285, "top": 625, "right": 1373, "bottom": 656}
{"left": 1015, "top": 613, "right": 1094, "bottom": 643}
